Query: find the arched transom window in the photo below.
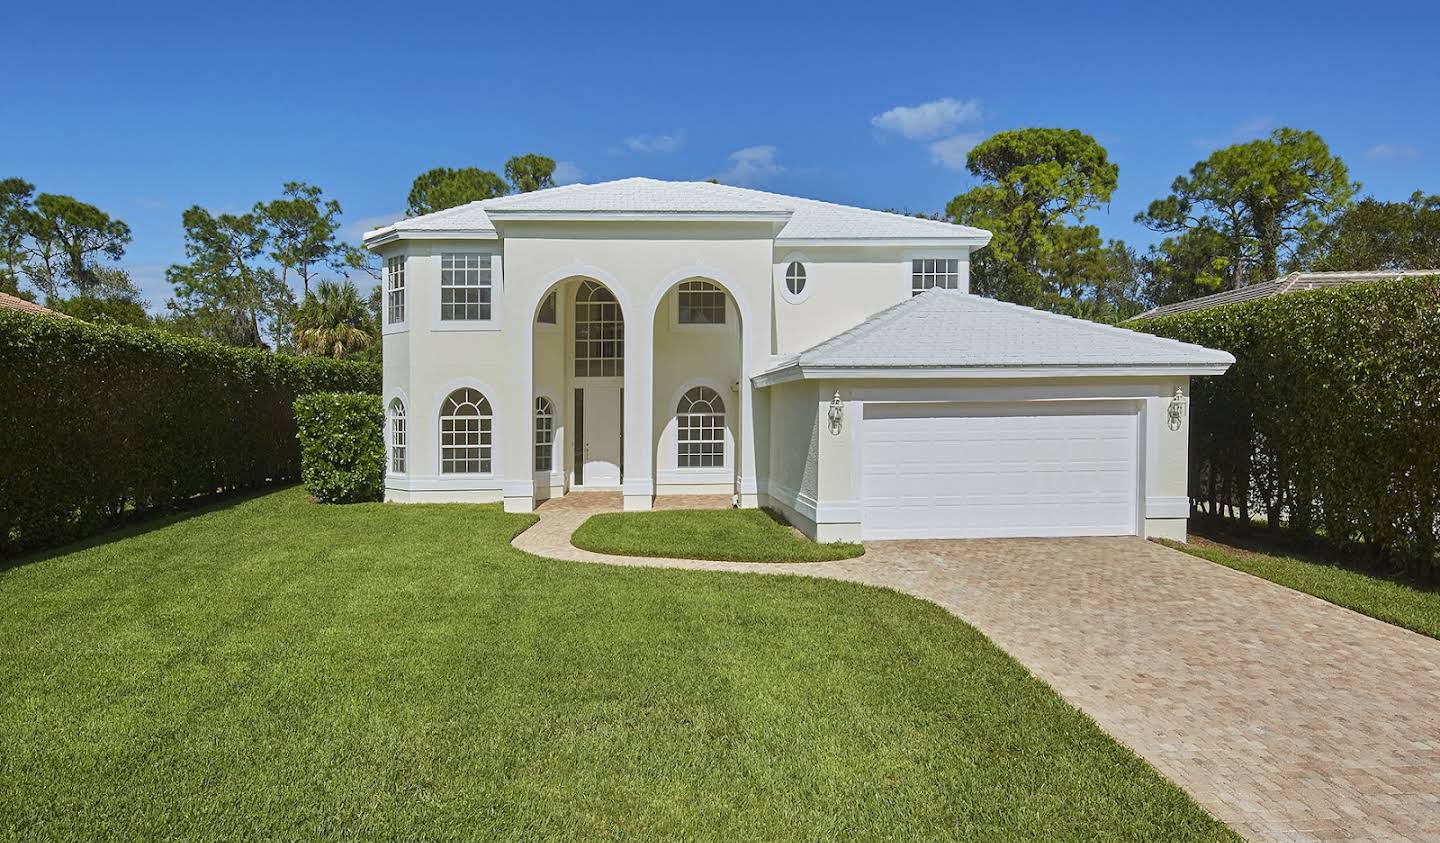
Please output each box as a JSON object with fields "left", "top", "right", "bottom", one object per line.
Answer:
{"left": 534, "top": 397, "right": 555, "bottom": 473}
{"left": 574, "top": 281, "right": 623, "bottom": 377}
{"left": 677, "top": 279, "right": 726, "bottom": 324}
{"left": 676, "top": 386, "right": 725, "bottom": 468}
{"left": 440, "top": 388, "right": 493, "bottom": 474}
{"left": 388, "top": 398, "right": 407, "bottom": 474}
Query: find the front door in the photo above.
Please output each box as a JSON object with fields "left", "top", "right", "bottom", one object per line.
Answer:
{"left": 578, "top": 384, "right": 623, "bottom": 488}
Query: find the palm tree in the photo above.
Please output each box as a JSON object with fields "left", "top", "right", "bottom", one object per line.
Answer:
{"left": 292, "top": 279, "right": 375, "bottom": 359}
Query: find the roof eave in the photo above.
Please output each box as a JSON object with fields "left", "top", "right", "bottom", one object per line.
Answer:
{"left": 776, "top": 233, "right": 992, "bottom": 248}
{"left": 363, "top": 227, "right": 499, "bottom": 249}
{"left": 753, "top": 361, "right": 1233, "bottom": 388}
{"left": 485, "top": 209, "right": 793, "bottom": 224}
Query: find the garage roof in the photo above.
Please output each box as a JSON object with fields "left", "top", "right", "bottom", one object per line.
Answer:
{"left": 755, "top": 289, "right": 1234, "bottom": 385}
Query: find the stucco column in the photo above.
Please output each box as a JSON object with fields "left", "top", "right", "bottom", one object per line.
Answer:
{"left": 503, "top": 284, "right": 536, "bottom": 514}
{"left": 736, "top": 317, "right": 763, "bottom": 508}
{"left": 622, "top": 316, "right": 654, "bottom": 510}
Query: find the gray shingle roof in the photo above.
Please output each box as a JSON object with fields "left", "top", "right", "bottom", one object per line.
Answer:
{"left": 1130, "top": 270, "right": 1440, "bottom": 321}
{"left": 759, "top": 289, "right": 1233, "bottom": 382}
{"left": 365, "top": 177, "right": 990, "bottom": 245}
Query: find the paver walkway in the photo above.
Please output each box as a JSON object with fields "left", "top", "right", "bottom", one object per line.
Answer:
{"left": 513, "top": 494, "right": 1440, "bottom": 842}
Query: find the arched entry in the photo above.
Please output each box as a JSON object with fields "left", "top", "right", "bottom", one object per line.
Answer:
{"left": 571, "top": 280, "right": 625, "bottom": 488}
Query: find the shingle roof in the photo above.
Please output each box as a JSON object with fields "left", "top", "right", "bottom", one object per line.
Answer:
{"left": 365, "top": 177, "right": 990, "bottom": 245}
{"left": 1130, "top": 270, "right": 1440, "bottom": 321}
{"left": 759, "top": 289, "right": 1233, "bottom": 381}
{"left": 0, "top": 292, "right": 63, "bottom": 317}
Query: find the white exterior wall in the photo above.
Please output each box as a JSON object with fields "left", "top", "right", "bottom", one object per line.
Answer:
{"left": 770, "top": 247, "right": 970, "bottom": 356}
{"left": 761, "top": 381, "right": 822, "bottom": 536}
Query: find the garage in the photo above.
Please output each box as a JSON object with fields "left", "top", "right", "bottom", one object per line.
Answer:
{"left": 860, "top": 401, "right": 1139, "bottom": 540}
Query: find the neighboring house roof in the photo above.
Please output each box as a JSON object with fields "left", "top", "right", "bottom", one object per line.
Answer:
{"left": 755, "top": 289, "right": 1234, "bottom": 385}
{"left": 364, "top": 177, "right": 991, "bottom": 247}
{"left": 0, "top": 292, "right": 63, "bottom": 317}
{"left": 1130, "top": 270, "right": 1440, "bottom": 321}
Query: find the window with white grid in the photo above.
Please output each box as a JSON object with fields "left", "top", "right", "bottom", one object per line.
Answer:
{"left": 677, "top": 280, "right": 726, "bottom": 324}
{"left": 911, "top": 258, "right": 960, "bottom": 295}
{"left": 386, "top": 256, "right": 405, "bottom": 323}
{"left": 536, "top": 290, "right": 557, "bottom": 325}
{"left": 574, "top": 281, "right": 623, "bottom": 377}
{"left": 388, "top": 398, "right": 407, "bottom": 473}
{"left": 676, "top": 386, "right": 725, "bottom": 468}
{"left": 440, "top": 388, "right": 492, "bottom": 473}
{"left": 534, "top": 397, "right": 554, "bottom": 472}
{"left": 785, "top": 262, "right": 806, "bottom": 296}
{"left": 440, "top": 253, "right": 492, "bottom": 321}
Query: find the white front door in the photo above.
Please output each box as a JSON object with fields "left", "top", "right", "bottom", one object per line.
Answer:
{"left": 861, "top": 401, "right": 1139, "bottom": 540}
{"left": 578, "top": 385, "right": 623, "bottom": 488}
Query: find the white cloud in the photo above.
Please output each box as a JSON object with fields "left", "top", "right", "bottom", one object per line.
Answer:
{"left": 928, "top": 133, "right": 984, "bottom": 170}
{"left": 553, "top": 160, "right": 585, "bottom": 184}
{"left": 622, "top": 132, "right": 685, "bottom": 154}
{"left": 716, "top": 145, "right": 784, "bottom": 186}
{"left": 343, "top": 211, "right": 404, "bottom": 241}
{"left": 871, "top": 97, "right": 983, "bottom": 141}
{"left": 1365, "top": 143, "right": 1420, "bottom": 161}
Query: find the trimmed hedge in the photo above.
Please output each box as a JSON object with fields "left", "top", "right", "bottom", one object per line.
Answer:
{"left": 1136, "top": 276, "right": 1440, "bottom": 576}
{"left": 0, "top": 311, "right": 379, "bottom": 555}
{"left": 294, "top": 393, "right": 385, "bottom": 503}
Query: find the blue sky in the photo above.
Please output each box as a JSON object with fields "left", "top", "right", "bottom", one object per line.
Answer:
{"left": 4, "top": 0, "right": 1437, "bottom": 308}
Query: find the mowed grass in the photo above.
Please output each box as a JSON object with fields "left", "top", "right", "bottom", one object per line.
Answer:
{"left": 572, "top": 508, "right": 864, "bottom": 563}
{"left": 1, "top": 488, "right": 1233, "bottom": 841}
{"left": 1165, "top": 534, "right": 1440, "bottom": 640}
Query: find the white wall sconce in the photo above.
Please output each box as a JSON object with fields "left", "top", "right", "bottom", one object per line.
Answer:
{"left": 828, "top": 390, "right": 844, "bottom": 435}
{"left": 1167, "top": 387, "right": 1187, "bottom": 431}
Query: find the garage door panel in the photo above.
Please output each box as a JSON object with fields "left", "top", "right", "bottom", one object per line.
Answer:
{"left": 861, "top": 402, "right": 1139, "bottom": 540}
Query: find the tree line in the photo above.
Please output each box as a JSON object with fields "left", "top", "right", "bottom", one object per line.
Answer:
{"left": 0, "top": 154, "right": 560, "bottom": 359}
{"left": 946, "top": 126, "right": 1439, "bottom": 321}
{"left": 4, "top": 135, "right": 1436, "bottom": 345}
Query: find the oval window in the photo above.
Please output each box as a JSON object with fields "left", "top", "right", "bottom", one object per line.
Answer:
{"left": 785, "top": 261, "right": 806, "bottom": 296}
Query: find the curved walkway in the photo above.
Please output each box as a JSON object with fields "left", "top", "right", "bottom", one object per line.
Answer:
{"left": 513, "top": 494, "right": 1440, "bottom": 843}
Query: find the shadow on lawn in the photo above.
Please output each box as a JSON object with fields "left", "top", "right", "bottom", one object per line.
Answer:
{"left": 0, "top": 483, "right": 295, "bottom": 577}
{"left": 1188, "top": 515, "right": 1440, "bottom": 593}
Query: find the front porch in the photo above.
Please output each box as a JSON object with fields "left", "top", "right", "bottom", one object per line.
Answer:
{"left": 505, "top": 271, "right": 762, "bottom": 514}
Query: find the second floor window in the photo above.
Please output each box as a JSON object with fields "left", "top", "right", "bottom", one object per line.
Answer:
{"left": 386, "top": 256, "right": 405, "bottom": 323}
{"left": 677, "top": 280, "right": 726, "bottom": 324}
{"left": 440, "top": 253, "right": 492, "bottom": 321}
{"left": 912, "top": 258, "right": 960, "bottom": 295}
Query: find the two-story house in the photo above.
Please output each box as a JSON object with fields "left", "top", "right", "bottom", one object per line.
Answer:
{"left": 364, "top": 178, "right": 1231, "bottom": 542}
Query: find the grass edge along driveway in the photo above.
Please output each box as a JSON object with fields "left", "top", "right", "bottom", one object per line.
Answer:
{"left": 1, "top": 487, "right": 1233, "bottom": 840}
{"left": 571, "top": 507, "right": 865, "bottom": 563}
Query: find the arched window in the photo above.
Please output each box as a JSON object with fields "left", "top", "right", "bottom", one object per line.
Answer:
{"left": 534, "top": 397, "right": 555, "bottom": 473}
{"left": 574, "top": 281, "right": 623, "bottom": 377}
{"left": 440, "top": 388, "right": 493, "bottom": 474}
{"left": 676, "top": 386, "right": 725, "bottom": 468}
{"left": 388, "top": 398, "right": 407, "bottom": 474}
{"left": 785, "top": 261, "right": 806, "bottom": 296}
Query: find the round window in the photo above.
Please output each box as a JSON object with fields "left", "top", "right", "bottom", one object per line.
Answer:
{"left": 785, "top": 261, "right": 806, "bottom": 296}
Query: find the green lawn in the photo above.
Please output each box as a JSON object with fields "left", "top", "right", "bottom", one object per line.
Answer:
{"left": 571, "top": 508, "right": 864, "bottom": 563}
{"left": 1, "top": 488, "right": 1232, "bottom": 840}
{"left": 1164, "top": 533, "right": 1440, "bottom": 640}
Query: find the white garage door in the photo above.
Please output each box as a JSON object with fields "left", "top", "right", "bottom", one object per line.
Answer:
{"left": 861, "top": 402, "right": 1139, "bottom": 540}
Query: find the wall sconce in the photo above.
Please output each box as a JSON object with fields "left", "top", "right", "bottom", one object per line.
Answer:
{"left": 1167, "top": 387, "right": 1186, "bottom": 431}
{"left": 828, "top": 390, "right": 844, "bottom": 435}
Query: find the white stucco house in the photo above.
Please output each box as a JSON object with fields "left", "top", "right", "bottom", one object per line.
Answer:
{"left": 363, "top": 178, "right": 1232, "bottom": 542}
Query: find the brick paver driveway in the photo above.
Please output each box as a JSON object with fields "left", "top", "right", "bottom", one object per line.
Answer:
{"left": 515, "top": 494, "right": 1440, "bottom": 842}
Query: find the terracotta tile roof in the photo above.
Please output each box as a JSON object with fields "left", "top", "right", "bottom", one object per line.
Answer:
{"left": 0, "top": 291, "right": 64, "bottom": 316}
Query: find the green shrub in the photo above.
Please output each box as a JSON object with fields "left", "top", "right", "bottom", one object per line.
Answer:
{"left": 0, "top": 311, "right": 379, "bottom": 555}
{"left": 294, "top": 393, "right": 385, "bottom": 504}
{"left": 1136, "top": 275, "right": 1440, "bottom": 576}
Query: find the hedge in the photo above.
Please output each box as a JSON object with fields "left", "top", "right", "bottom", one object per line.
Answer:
{"left": 294, "top": 392, "right": 385, "bottom": 504}
{"left": 1136, "top": 276, "right": 1440, "bottom": 577}
{"left": 0, "top": 311, "right": 380, "bottom": 555}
